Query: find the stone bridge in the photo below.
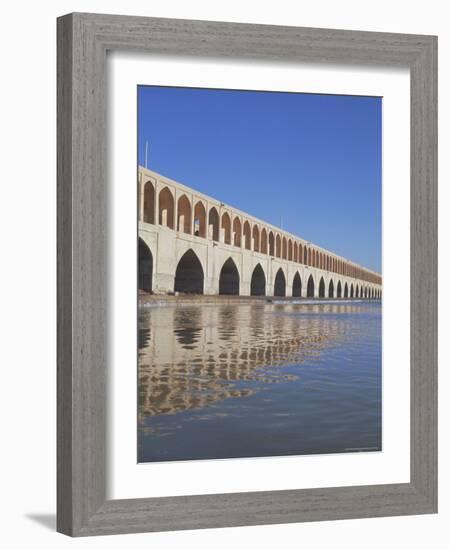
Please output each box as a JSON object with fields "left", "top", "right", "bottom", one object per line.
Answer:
{"left": 138, "top": 167, "right": 382, "bottom": 299}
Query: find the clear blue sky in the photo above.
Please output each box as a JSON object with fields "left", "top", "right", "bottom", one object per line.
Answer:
{"left": 138, "top": 86, "right": 382, "bottom": 273}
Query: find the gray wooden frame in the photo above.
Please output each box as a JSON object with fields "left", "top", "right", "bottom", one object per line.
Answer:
{"left": 57, "top": 12, "right": 438, "bottom": 536}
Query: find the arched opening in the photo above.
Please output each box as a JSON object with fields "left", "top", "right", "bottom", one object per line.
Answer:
{"left": 294, "top": 242, "right": 298, "bottom": 262}
{"left": 177, "top": 194, "right": 192, "bottom": 234}
{"left": 328, "top": 279, "right": 334, "bottom": 298}
{"left": 298, "top": 244, "right": 303, "bottom": 263}
{"left": 288, "top": 239, "right": 293, "bottom": 261}
{"left": 268, "top": 231, "right": 275, "bottom": 256}
{"left": 194, "top": 201, "right": 206, "bottom": 237}
{"left": 344, "top": 282, "right": 349, "bottom": 298}
{"left": 304, "top": 246, "right": 308, "bottom": 265}
{"left": 219, "top": 258, "right": 240, "bottom": 295}
{"left": 282, "top": 237, "right": 287, "bottom": 260}
{"left": 337, "top": 281, "right": 342, "bottom": 298}
{"left": 158, "top": 186, "right": 174, "bottom": 229}
{"left": 319, "top": 277, "right": 325, "bottom": 298}
{"left": 292, "top": 272, "right": 302, "bottom": 297}
{"left": 350, "top": 284, "right": 354, "bottom": 298}
{"left": 355, "top": 284, "right": 359, "bottom": 298}
{"left": 250, "top": 264, "right": 266, "bottom": 296}
{"left": 274, "top": 268, "right": 286, "bottom": 296}
{"left": 232, "top": 217, "right": 242, "bottom": 247}
{"left": 261, "top": 228, "right": 268, "bottom": 254}
{"left": 307, "top": 275, "right": 315, "bottom": 297}
{"left": 208, "top": 207, "right": 219, "bottom": 241}
{"left": 174, "top": 250, "right": 204, "bottom": 294}
{"left": 138, "top": 238, "right": 153, "bottom": 292}
{"left": 243, "top": 221, "right": 251, "bottom": 250}
{"left": 252, "top": 225, "right": 260, "bottom": 252}
{"left": 275, "top": 234, "right": 281, "bottom": 258}
{"left": 221, "top": 212, "right": 231, "bottom": 244}
{"left": 143, "top": 181, "right": 155, "bottom": 223}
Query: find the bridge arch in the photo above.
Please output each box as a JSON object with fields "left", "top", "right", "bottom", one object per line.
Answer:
{"left": 294, "top": 242, "right": 298, "bottom": 262}
{"left": 219, "top": 257, "right": 240, "bottom": 295}
{"left": 232, "top": 216, "right": 241, "bottom": 247}
{"left": 268, "top": 231, "right": 275, "bottom": 256}
{"left": 282, "top": 237, "right": 287, "bottom": 260}
{"left": 274, "top": 268, "right": 286, "bottom": 296}
{"left": 221, "top": 212, "right": 232, "bottom": 244}
{"left": 194, "top": 201, "right": 206, "bottom": 237}
{"left": 158, "top": 186, "right": 174, "bottom": 229}
{"left": 344, "top": 282, "right": 349, "bottom": 298}
{"left": 318, "top": 277, "right": 325, "bottom": 297}
{"left": 138, "top": 238, "right": 153, "bottom": 292}
{"left": 174, "top": 249, "right": 204, "bottom": 294}
{"left": 143, "top": 180, "right": 155, "bottom": 224}
{"left": 252, "top": 224, "right": 260, "bottom": 252}
{"left": 208, "top": 207, "right": 219, "bottom": 241}
{"left": 355, "top": 284, "right": 359, "bottom": 298}
{"left": 274, "top": 234, "right": 281, "bottom": 258}
{"left": 292, "top": 272, "right": 302, "bottom": 297}
{"left": 288, "top": 239, "right": 293, "bottom": 261}
{"left": 261, "top": 228, "right": 268, "bottom": 254}
{"left": 350, "top": 283, "right": 354, "bottom": 298}
{"left": 337, "top": 280, "right": 342, "bottom": 298}
{"left": 307, "top": 274, "right": 315, "bottom": 297}
{"left": 243, "top": 221, "right": 251, "bottom": 250}
{"left": 177, "top": 194, "right": 192, "bottom": 234}
{"left": 250, "top": 264, "right": 266, "bottom": 296}
{"left": 328, "top": 279, "right": 334, "bottom": 298}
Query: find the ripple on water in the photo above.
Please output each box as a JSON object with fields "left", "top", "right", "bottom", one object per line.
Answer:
{"left": 138, "top": 302, "right": 382, "bottom": 462}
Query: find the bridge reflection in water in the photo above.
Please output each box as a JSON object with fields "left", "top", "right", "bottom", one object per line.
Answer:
{"left": 138, "top": 302, "right": 382, "bottom": 462}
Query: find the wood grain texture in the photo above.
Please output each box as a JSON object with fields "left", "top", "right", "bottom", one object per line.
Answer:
{"left": 57, "top": 12, "right": 438, "bottom": 536}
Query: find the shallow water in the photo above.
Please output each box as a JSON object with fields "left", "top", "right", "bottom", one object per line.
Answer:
{"left": 138, "top": 301, "right": 382, "bottom": 462}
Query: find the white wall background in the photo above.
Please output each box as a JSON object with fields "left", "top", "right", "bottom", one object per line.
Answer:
{"left": 0, "top": 1, "right": 445, "bottom": 548}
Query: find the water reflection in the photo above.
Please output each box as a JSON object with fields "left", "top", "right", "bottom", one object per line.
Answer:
{"left": 138, "top": 302, "right": 382, "bottom": 461}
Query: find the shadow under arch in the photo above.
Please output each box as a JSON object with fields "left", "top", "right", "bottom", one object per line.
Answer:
{"left": 274, "top": 268, "right": 286, "bottom": 296}
{"left": 328, "top": 279, "right": 334, "bottom": 298}
{"left": 250, "top": 263, "right": 266, "bottom": 296}
{"left": 337, "top": 280, "right": 342, "bottom": 298}
{"left": 318, "top": 276, "right": 325, "bottom": 298}
{"left": 174, "top": 249, "right": 204, "bottom": 294}
{"left": 292, "top": 272, "right": 302, "bottom": 297}
{"left": 138, "top": 238, "right": 153, "bottom": 292}
{"left": 307, "top": 274, "right": 315, "bottom": 297}
{"left": 219, "top": 257, "right": 240, "bottom": 295}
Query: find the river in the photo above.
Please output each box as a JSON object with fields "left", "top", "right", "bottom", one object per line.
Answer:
{"left": 138, "top": 300, "right": 382, "bottom": 462}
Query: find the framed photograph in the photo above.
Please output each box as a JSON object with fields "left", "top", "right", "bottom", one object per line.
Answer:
{"left": 57, "top": 13, "right": 437, "bottom": 536}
